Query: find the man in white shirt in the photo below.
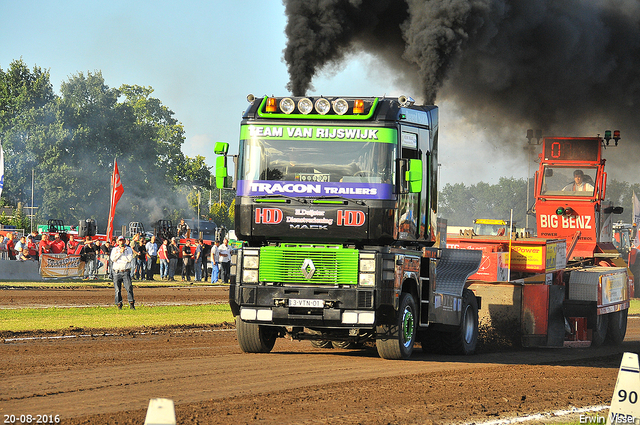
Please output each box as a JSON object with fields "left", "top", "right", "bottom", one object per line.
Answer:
{"left": 110, "top": 236, "right": 136, "bottom": 310}
{"left": 145, "top": 236, "right": 158, "bottom": 281}
{"left": 563, "top": 170, "right": 594, "bottom": 192}
{"left": 218, "top": 238, "right": 231, "bottom": 284}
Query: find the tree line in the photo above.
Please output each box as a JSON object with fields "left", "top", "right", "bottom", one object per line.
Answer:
{"left": 0, "top": 59, "right": 235, "bottom": 233}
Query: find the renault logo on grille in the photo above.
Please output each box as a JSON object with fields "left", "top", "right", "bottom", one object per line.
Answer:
{"left": 301, "top": 259, "right": 316, "bottom": 280}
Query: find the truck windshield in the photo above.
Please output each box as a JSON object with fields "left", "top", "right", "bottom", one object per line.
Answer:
{"left": 237, "top": 133, "right": 397, "bottom": 200}
{"left": 540, "top": 166, "right": 597, "bottom": 197}
{"left": 240, "top": 139, "right": 395, "bottom": 183}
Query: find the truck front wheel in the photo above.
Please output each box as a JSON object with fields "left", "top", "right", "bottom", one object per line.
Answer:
{"left": 442, "top": 289, "right": 479, "bottom": 355}
{"left": 236, "top": 316, "right": 277, "bottom": 353}
{"left": 376, "top": 292, "right": 417, "bottom": 360}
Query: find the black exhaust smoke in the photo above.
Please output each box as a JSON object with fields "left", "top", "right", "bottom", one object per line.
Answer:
{"left": 283, "top": 0, "right": 640, "bottom": 149}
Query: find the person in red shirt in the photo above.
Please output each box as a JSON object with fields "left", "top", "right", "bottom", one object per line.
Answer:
{"left": 66, "top": 235, "right": 79, "bottom": 255}
{"left": 6, "top": 233, "right": 17, "bottom": 260}
{"left": 50, "top": 233, "right": 66, "bottom": 254}
{"left": 39, "top": 234, "right": 52, "bottom": 257}
{"left": 27, "top": 235, "right": 39, "bottom": 260}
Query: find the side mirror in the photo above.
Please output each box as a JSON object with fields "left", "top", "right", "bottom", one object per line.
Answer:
{"left": 405, "top": 159, "right": 423, "bottom": 193}
{"left": 215, "top": 156, "right": 229, "bottom": 189}
{"left": 214, "top": 142, "right": 229, "bottom": 155}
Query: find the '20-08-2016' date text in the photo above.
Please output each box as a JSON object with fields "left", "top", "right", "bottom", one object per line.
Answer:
{"left": 4, "top": 415, "right": 60, "bottom": 424}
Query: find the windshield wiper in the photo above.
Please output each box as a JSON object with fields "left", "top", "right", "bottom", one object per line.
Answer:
{"left": 251, "top": 194, "right": 309, "bottom": 204}
{"left": 311, "top": 196, "right": 366, "bottom": 206}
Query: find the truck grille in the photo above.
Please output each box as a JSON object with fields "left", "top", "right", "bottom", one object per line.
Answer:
{"left": 259, "top": 244, "right": 358, "bottom": 285}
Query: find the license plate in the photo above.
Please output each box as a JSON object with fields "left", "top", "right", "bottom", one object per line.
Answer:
{"left": 289, "top": 298, "right": 325, "bottom": 308}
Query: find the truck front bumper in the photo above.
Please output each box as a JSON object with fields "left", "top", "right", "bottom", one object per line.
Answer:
{"left": 232, "top": 284, "right": 376, "bottom": 327}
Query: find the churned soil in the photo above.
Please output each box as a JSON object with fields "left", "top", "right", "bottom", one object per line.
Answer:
{"left": 1, "top": 286, "right": 639, "bottom": 424}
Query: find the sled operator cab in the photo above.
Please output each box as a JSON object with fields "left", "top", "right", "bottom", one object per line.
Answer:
{"left": 533, "top": 131, "right": 624, "bottom": 260}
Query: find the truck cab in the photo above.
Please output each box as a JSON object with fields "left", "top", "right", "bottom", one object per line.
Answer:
{"left": 214, "top": 95, "right": 481, "bottom": 359}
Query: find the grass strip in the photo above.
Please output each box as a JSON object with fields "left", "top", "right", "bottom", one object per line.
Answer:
{"left": 0, "top": 304, "right": 234, "bottom": 332}
{"left": 0, "top": 280, "right": 222, "bottom": 288}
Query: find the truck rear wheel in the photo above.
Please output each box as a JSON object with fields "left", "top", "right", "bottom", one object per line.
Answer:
{"left": 310, "top": 340, "right": 333, "bottom": 349}
{"left": 442, "top": 289, "right": 479, "bottom": 355}
{"left": 606, "top": 309, "right": 628, "bottom": 345}
{"left": 332, "top": 341, "right": 362, "bottom": 349}
{"left": 235, "top": 316, "right": 277, "bottom": 353}
{"left": 591, "top": 313, "right": 608, "bottom": 347}
{"left": 376, "top": 292, "right": 417, "bottom": 360}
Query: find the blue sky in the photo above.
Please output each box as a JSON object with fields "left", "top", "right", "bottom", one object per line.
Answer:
{"left": 2, "top": 1, "right": 550, "bottom": 186}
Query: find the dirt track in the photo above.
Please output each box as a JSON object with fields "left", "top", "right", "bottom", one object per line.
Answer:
{"left": 1, "top": 286, "right": 639, "bottom": 424}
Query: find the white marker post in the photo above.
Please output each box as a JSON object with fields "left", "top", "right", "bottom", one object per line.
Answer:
{"left": 144, "top": 398, "right": 176, "bottom": 425}
{"left": 607, "top": 353, "right": 640, "bottom": 425}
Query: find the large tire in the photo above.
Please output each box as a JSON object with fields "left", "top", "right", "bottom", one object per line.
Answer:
{"left": 606, "top": 309, "right": 628, "bottom": 345}
{"left": 235, "top": 316, "right": 277, "bottom": 353}
{"left": 310, "top": 340, "right": 333, "bottom": 349}
{"left": 591, "top": 313, "right": 609, "bottom": 347}
{"left": 376, "top": 292, "right": 417, "bottom": 360}
{"left": 442, "top": 289, "right": 479, "bottom": 355}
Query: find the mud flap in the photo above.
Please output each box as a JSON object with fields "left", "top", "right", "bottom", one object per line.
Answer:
{"left": 522, "top": 284, "right": 565, "bottom": 347}
{"left": 434, "top": 248, "right": 482, "bottom": 297}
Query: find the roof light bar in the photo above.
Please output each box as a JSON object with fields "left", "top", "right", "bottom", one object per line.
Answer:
{"left": 332, "top": 98, "right": 348, "bottom": 115}
{"left": 298, "top": 98, "right": 313, "bottom": 114}
{"left": 315, "top": 98, "right": 331, "bottom": 115}
{"left": 279, "top": 97, "right": 295, "bottom": 114}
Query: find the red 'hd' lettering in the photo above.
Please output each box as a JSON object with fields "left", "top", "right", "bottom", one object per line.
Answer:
{"left": 255, "top": 208, "right": 283, "bottom": 224}
{"left": 337, "top": 210, "right": 365, "bottom": 226}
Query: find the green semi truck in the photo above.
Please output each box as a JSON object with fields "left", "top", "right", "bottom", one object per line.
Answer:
{"left": 214, "top": 95, "right": 481, "bottom": 359}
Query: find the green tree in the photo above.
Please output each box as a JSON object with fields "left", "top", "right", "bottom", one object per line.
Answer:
{"left": 0, "top": 59, "right": 57, "bottom": 211}
{"left": 1, "top": 62, "right": 213, "bottom": 232}
{"left": 439, "top": 177, "right": 528, "bottom": 227}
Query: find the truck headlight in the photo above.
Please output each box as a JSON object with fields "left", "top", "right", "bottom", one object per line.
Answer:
{"left": 359, "top": 253, "right": 376, "bottom": 286}
{"left": 243, "top": 255, "right": 259, "bottom": 269}
{"left": 359, "top": 272, "right": 375, "bottom": 286}
{"left": 243, "top": 269, "right": 259, "bottom": 283}
{"left": 360, "top": 259, "right": 375, "bottom": 273}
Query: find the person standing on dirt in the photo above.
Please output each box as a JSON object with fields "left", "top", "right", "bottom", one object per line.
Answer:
{"left": 145, "top": 236, "right": 158, "bottom": 281}
{"left": 101, "top": 240, "right": 113, "bottom": 279}
{"left": 210, "top": 240, "right": 220, "bottom": 283}
{"left": 110, "top": 235, "right": 136, "bottom": 310}
{"left": 158, "top": 238, "right": 169, "bottom": 280}
{"left": 218, "top": 238, "right": 231, "bottom": 284}
{"left": 181, "top": 239, "right": 194, "bottom": 282}
{"left": 194, "top": 239, "right": 204, "bottom": 282}
{"left": 167, "top": 237, "right": 179, "bottom": 281}
{"left": 134, "top": 237, "right": 147, "bottom": 280}
{"left": 81, "top": 236, "right": 98, "bottom": 280}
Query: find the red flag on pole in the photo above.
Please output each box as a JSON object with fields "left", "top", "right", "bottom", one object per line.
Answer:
{"left": 106, "top": 159, "right": 124, "bottom": 241}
